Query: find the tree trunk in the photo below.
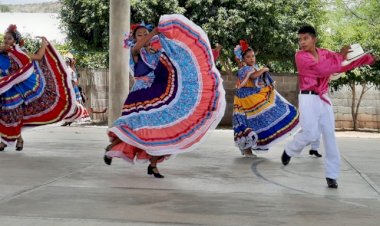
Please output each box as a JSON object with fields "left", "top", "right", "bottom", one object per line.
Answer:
{"left": 350, "top": 82, "right": 357, "bottom": 130}
{"left": 354, "top": 83, "right": 369, "bottom": 130}
{"left": 351, "top": 82, "right": 369, "bottom": 131}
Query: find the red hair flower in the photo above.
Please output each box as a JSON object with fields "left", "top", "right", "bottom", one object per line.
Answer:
{"left": 130, "top": 23, "right": 140, "bottom": 32}
{"left": 239, "top": 40, "right": 249, "bottom": 53}
{"left": 7, "top": 24, "right": 17, "bottom": 33}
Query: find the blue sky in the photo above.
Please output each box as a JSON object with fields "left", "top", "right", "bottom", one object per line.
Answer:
{"left": 0, "top": 0, "right": 57, "bottom": 4}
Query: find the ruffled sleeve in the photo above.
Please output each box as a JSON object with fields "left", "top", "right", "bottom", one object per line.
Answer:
{"left": 237, "top": 66, "right": 254, "bottom": 81}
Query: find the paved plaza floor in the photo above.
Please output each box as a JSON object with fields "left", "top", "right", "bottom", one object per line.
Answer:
{"left": 0, "top": 125, "right": 379, "bottom": 226}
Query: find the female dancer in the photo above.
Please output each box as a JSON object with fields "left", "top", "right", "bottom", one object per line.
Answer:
{"left": 61, "top": 57, "right": 90, "bottom": 126}
{"left": 0, "top": 25, "right": 76, "bottom": 151}
{"left": 104, "top": 15, "right": 226, "bottom": 178}
{"left": 233, "top": 40, "right": 299, "bottom": 157}
{"left": 0, "top": 27, "right": 48, "bottom": 150}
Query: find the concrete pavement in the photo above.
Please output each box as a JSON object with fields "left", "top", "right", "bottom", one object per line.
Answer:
{"left": 0, "top": 125, "right": 379, "bottom": 226}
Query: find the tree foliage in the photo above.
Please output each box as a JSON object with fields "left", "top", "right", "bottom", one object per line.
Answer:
{"left": 181, "top": 0, "right": 326, "bottom": 72}
{"left": 130, "top": 0, "right": 185, "bottom": 24}
{"left": 59, "top": 0, "right": 326, "bottom": 70}
{"left": 59, "top": 0, "right": 185, "bottom": 68}
{"left": 60, "top": 0, "right": 109, "bottom": 68}
{"left": 60, "top": 0, "right": 109, "bottom": 51}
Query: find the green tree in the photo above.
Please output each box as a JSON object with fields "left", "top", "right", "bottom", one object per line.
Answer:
{"left": 60, "top": 0, "right": 109, "bottom": 51}
{"left": 60, "top": 0, "right": 185, "bottom": 68}
{"left": 131, "top": 0, "right": 185, "bottom": 24}
{"left": 59, "top": 0, "right": 327, "bottom": 70}
{"left": 60, "top": 0, "right": 109, "bottom": 68}
{"left": 321, "top": 0, "right": 380, "bottom": 130}
{"left": 181, "top": 0, "right": 326, "bottom": 74}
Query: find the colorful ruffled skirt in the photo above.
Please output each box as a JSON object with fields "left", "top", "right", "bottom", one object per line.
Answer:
{"left": 63, "top": 83, "right": 90, "bottom": 123}
{"left": 233, "top": 86, "right": 299, "bottom": 151}
{"left": 106, "top": 14, "right": 226, "bottom": 163}
{"left": 0, "top": 44, "right": 76, "bottom": 143}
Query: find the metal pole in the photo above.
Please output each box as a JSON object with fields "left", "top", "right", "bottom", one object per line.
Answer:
{"left": 108, "top": 0, "right": 130, "bottom": 127}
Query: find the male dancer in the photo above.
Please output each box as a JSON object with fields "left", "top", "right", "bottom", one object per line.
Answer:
{"left": 281, "top": 25, "right": 376, "bottom": 188}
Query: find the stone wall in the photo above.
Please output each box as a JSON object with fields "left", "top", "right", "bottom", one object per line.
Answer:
{"left": 330, "top": 86, "right": 380, "bottom": 131}
{"left": 78, "top": 69, "right": 380, "bottom": 131}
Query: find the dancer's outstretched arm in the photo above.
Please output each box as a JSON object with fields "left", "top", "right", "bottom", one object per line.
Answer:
{"left": 131, "top": 27, "right": 159, "bottom": 57}
{"left": 29, "top": 37, "right": 49, "bottom": 61}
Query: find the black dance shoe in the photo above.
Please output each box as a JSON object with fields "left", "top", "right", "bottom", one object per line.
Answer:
{"left": 281, "top": 150, "right": 291, "bottom": 166}
{"left": 309, "top": 149, "right": 322, "bottom": 158}
{"left": 147, "top": 165, "right": 164, "bottom": 178}
{"left": 326, "top": 178, "right": 338, "bottom": 189}
{"left": 103, "top": 155, "right": 112, "bottom": 165}
{"left": 15, "top": 139, "right": 23, "bottom": 151}
{"left": 103, "top": 145, "right": 112, "bottom": 165}
{"left": 61, "top": 122, "right": 72, "bottom": 126}
{"left": 0, "top": 142, "right": 7, "bottom": 151}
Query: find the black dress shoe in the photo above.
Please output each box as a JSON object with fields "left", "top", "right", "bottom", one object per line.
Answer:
{"left": 147, "top": 164, "right": 164, "bottom": 178}
{"left": 309, "top": 149, "right": 322, "bottom": 157}
{"left": 326, "top": 178, "right": 338, "bottom": 189}
{"left": 281, "top": 150, "right": 291, "bottom": 166}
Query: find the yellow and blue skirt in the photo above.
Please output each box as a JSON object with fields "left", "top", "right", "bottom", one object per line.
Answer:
{"left": 233, "top": 85, "right": 299, "bottom": 152}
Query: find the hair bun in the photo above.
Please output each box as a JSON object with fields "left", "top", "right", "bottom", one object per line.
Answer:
{"left": 7, "top": 24, "right": 17, "bottom": 33}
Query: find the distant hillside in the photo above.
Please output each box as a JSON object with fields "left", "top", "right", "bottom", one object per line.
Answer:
{"left": 0, "top": 2, "right": 60, "bottom": 13}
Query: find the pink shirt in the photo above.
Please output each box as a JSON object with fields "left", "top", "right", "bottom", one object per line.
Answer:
{"left": 296, "top": 48, "right": 375, "bottom": 103}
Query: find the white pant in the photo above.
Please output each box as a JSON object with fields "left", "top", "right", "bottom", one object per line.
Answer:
{"left": 286, "top": 94, "right": 340, "bottom": 179}
{"left": 310, "top": 137, "right": 321, "bottom": 150}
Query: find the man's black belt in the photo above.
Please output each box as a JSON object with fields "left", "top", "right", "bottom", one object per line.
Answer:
{"left": 300, "top": 90, "right": 318, "bottom": 95}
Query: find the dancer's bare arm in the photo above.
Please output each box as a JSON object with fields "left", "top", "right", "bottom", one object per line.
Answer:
{"left": 131, "top": 27, "right": 159, "bottom": 57}
{"left": 29, "top": 37, "right": 49, "bottom": 61}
